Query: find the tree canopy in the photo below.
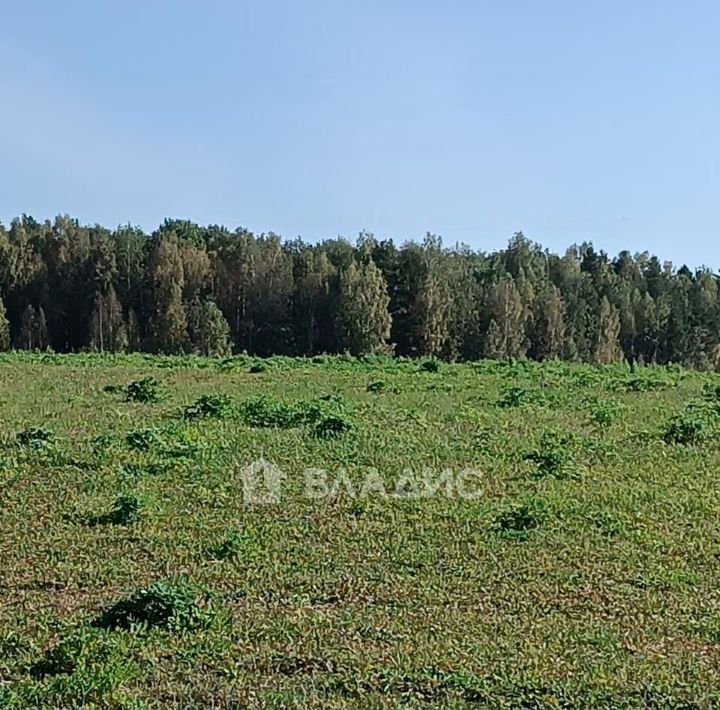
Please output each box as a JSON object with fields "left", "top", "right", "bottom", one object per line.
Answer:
{"left": 0, "top": 214, "right": 717, "bottom": 368}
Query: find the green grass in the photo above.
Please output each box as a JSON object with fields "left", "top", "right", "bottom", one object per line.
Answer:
{"left": 2, "top": 351, "right": 720, "bottom": 706}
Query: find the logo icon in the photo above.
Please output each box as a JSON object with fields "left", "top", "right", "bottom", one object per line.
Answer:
{"left": 239, "top": 458, "right": 286, "bottom": 505}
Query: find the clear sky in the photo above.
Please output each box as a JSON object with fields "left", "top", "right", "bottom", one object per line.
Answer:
{"left": 0, "top": 1, "right": 717, "bottom": 267}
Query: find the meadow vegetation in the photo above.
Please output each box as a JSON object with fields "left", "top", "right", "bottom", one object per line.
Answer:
{"left": 2, "top": 352, "right": 720, "bottom": 706}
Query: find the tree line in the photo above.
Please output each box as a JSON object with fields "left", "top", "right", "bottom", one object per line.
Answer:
{"left": 0, "top": 214, "right": 717, "bottom": 369}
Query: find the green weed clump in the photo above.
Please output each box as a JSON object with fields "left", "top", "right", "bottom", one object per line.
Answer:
{"left": 419, "top": 359, "right": 441, "bottom": 373}
{"left": 586, "top": 398, "right": 623, "bottom": 428}
{"left": 16, "top": 427, "right": 54, "bottom": 449}
{"left": 183, "top": 394, "right": 233, "bottom": 420}
{"left": 126, "top": 428, "right": 162, "bottom": 451}
{"left": 30, "top": 629, "right": 117, "bottom": 679}
{"left": 93, "top": 580, "right": 212, "bottom": 632}
{"left": 702, "top": 383, "right": 720, "bottom": 404}
{"left": 238, "top": 394, "right": 350, "bottom": 436}
{"left": 524, "top": 431, "right": 574, "bottom": 479}
{"left": 88, "top": 495, "right": 142, "bottom": 527}
{"left": 620, "top": 373, "right": 673, "bottom": 393}
{"left": 663, "top": 405, "right": 714, "bottom": 445}
{"left": 207, "top": 529, "right": 260, "bottom": 562}
{"left": 124, "top": 377, "right": 162, "bottom": 403}
{"left": 312, "top": 414, "right": 353, "bottom": 439}
{"left": 492, "top": 503, "right": 543, "bottom": 540}
{"left": 239, "top": 395, "right": 299, "bottom": 428}
{"left": 497, "top": 386, "right": 535, "bottom": 408}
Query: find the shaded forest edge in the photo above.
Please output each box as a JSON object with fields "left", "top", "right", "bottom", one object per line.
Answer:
{"left": 0, "top": 215, "right": 716, "bottom": 369}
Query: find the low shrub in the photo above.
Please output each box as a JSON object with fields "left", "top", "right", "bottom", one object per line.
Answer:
{"left": 702, "top": 383, "right": 720, "bottom": 403}
{"left": 497, "top": 386, "right": 535, "bottom": 408}
{"left": 89, "top": 495, "right": 142, "bottom": 526}
{"left": 207, "top": 529, "right": 260, "bottom": 561}
{"left": 492, "top": 503, "right": 543, "bottom": 540}
{"left": 124, "top": 377, "right": 161, "bottom": 403}
{"left": 239, "top": 395, "right": 299, "bottom": 428}
{"left": 419, "top": 359, "right": 440, "bottom": 373}
{"left": 16, "top": 426, "right": 54, "bottom": 449}
{"left": 312, "top": 414, "right": 352, "bottom": 439}
{"left": 587, "top": 398, "right": 623, "bottom": 428}
{"left": 125, "top": 428, "right": 162, "bottom": 451}
{"left": 663, "top": 407, "right": 712, "bottom": 445}
{"left": 524, "top": 431, "right": 574, "bottom": 479}
{"left": 183, "top": 394, "right": 233, "bottom": 420}
{"left": 93, "top": 579, "right": 212, "bottom": 632}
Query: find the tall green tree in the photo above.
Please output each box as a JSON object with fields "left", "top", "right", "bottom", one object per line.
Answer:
{"left": 595, "top": 297, "right": 623, "bottom": 364}
{"left": 187, "top": 298, "right": 231, "bottom": 356}
{"left": 484, "top": 275, "right": 527, "bottom": 359}
{"left": 147, "top": 234, "right": 188, "bottom": 354}
{"left": 533, "top": 284, "right": 566, "bottom": 360}
{"left": 336, "top": 259, "right": 392, "bottom": 355}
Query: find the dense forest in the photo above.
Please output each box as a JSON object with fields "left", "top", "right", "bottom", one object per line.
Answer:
{"left": 0, "top": 214, "right": 717, "bottom": 369}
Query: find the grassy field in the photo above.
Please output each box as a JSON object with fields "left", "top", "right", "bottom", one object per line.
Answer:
{"left": 2, "top": 353, "right": 720, "bottom": 707}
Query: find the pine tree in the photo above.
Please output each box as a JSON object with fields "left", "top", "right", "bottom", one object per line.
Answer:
{"left": 336, "top": 259, "right": 392, "bottom": 355}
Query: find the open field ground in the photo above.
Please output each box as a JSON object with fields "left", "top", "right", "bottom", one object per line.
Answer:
{"left": 2, "top": 353, "right": 720, "bottom": 707}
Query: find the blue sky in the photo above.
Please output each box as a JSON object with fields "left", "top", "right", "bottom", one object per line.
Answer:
{"left": 1, "top": 1, "right": 718, "bottom": 267}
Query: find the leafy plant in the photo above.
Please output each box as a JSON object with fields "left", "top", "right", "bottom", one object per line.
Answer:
{"left": 621, "top": 374, "right": 672, "bottom": 393}
{"left": 183, "top": 394, "right": 233, "bottom": 420}
{"left": 419, "top": 359, "right": 440, "bottom": 373}
{"left": 93, "top": 579, "right": 212, "bottom": 631}
{"left": 125, "top": 428, "right": 162, "bottom": 451}
{"left": 88, "top": 494, "right": 142, "bottom": 526}
{"left": 239, "top": 395, "right": 300, "bottom": 428}
{"left": 663, "top": 409, "right": 711, "bottom": 445}
{"left": 524, "top": 431, "right": 574, "bottom": 479}
{"left": 497, "top": 386, "right": 535, "bottom": 408}
{"left": 702, "top": 382, "right": 720, "bottom": 405}
{"left": 207, "top": 529, "right": 260, "bottom": 561}
{"left": 312, "top": 414, "right": 352, "bottom": 439}
{"left": 16, "top": 426, "right": 54, "bottom": 449}
{"left": 587, "top": 398, "right": 623, "bottom": 428}
{"left": 124, "top": 377, "right": 162, "bottom": 403}
{"left": 492, "top": 503, "right": 543, "bottom": 540}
